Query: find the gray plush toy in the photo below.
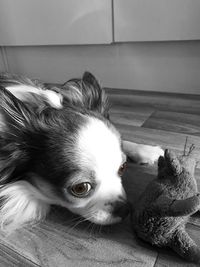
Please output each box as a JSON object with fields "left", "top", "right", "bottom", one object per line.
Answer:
{"left": 131, "top": 145, "right": 200, "bottom": 263}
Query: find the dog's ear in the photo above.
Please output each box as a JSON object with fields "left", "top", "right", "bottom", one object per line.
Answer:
{"left": 0, "top": 86, "right": 32, "bottom": 128}
{"left": 63, "top": 72, "right": 109, "bottom": 118}
{"left": 81, "top": 72, "right": 109, "bottom": 117}
{"left": 82, "top": 71, "right": 102, "bottom": 94}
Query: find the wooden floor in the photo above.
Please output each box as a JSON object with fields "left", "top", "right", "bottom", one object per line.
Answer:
{"left": 1, "top": 89, "right": 200, "bottom": 267}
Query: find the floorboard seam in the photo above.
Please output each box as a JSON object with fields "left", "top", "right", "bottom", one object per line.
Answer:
{"left": 153, "top": 253, "right": 159, "bottom": 267}
{"left": 140, "top": 110, "right": 157, "bottom": 128}
{"left": 0, "top": 241, "right": 41, "bottom": 267}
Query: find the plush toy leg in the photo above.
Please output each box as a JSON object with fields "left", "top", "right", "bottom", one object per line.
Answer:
{"left": 153, "top": 194, "right": 200, "bottom": 217}
{"left": 170, "top": 228, "right": 200, "bottom": 263}
{"left": 168, "top": 195, "right": 200, "bottom": 216}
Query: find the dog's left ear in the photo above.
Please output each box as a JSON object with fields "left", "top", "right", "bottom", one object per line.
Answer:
{"left": 82, "top": 71, "right": 102, "bottom": 93}
{"left": 63, "top": 72, "right": 109, "bottom": 118}
{"left": 82, "top": 72, "right": 109, "bottom": 115}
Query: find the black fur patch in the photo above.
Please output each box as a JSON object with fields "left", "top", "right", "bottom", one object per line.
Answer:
{"left": 0, "top": 71, "right": 113, "bottom": 203}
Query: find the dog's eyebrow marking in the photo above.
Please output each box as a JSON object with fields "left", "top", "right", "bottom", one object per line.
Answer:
{"left": 66, "top": 170, "right": 96, "bottom": 187}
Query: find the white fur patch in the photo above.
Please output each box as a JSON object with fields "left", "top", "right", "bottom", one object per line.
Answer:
{"left": 74, "top": 117, "right": 126, "bottom": 225}
{"left": 0, "top": 181, "right": 50, "bottom": 233}
{"left": 78, "top": 117, "right": 122, "bottom": 172}
{"left": 6, "top": 85, "right": 63, "bottom": 109}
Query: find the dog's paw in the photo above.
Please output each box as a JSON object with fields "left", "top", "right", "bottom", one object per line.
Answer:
{"left": 126, "top": 143, "right": 164, "bottom": 165}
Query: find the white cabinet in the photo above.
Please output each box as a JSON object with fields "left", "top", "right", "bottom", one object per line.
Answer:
{"left": 114, "top": 0, "right": 200, "bottom": 42}
{"left": 1, "top": 1, "right": 200, "bottom": 45}
{"left": 0, "top": 0, "right": 112, "bottom": 45}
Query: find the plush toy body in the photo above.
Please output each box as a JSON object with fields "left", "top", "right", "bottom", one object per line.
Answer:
{"left": 131, "top": 148, "right": 200, "bottom": 263}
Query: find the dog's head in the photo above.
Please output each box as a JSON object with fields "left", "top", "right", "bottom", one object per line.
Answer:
{"left": 0, "top": 72, "right": 129, "bottom": 231}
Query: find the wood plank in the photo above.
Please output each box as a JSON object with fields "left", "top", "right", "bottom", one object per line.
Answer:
{"left": 106, "top": 88, "right": 200, "bottom": 99}
{"left": 142, "top": 111, "right": 200, "bottom": 136}
{"left": 107, "top": 92, "right": 200, "bottom": 115}
{"left": 115, "top": 123, "right": 200, "bottom": 156}
{"left": 109, "top": 106, "right": 154, "bottom": 127}
{"left": 154, "top": 249, "right": 198, "bottom": 267}
{"left": 0, "top": 200, "right": 157, "bottom": 267}
{"left": 0, "top": 242, "right": 38, "bottom": 267}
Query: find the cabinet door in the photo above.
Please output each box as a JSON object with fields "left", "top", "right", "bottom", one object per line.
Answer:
{"left": 0, "top": 0, "right": 112, "bottom": 45}
{"left": 114, "top": 0, "right": 200, "bottom": 42}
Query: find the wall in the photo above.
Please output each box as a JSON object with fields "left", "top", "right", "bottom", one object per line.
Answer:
{"left": 0, "top": 47, "right": 8, "bottom": 72}
{"left": 1, "top": 0, "right": 200, "bottom": 94}
{"left": 3, "top": 41, "right": 200, "bottom": 94}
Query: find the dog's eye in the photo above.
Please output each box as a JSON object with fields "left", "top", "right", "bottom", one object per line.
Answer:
{"left": 118, "top": 162, "right": 127, "bottom": 176}
{"left": 71, "top": 182, "right": 92, "bottom": 197}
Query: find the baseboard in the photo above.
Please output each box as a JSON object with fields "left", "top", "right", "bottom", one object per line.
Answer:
{"left": 105, "top": 87, "right": 200, "bottom": 99}
{"left": 0, "top": 47, "right": 9, "bottom": 72}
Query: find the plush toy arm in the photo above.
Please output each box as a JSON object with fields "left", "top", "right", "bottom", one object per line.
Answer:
{"left": 122, "top": 140, "right": 164, "bottom": 165}
{"left": 170, "top": 228, "right": 200, "bottom": 263}
{"left": 152, "top": 194, "right": 200, "bottom": 217}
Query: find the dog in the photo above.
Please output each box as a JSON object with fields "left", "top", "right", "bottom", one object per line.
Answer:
{"left": 0, "top": 72, "right": 163, "bottom": 232}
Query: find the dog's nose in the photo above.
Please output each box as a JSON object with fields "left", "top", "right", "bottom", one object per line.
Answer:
{"left": 113, "top": 201, "right": 130, "bottom": 219}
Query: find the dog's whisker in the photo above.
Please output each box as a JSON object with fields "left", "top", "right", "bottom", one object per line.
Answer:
{"left": 66, "top": 218, "right": 87, "bottom": 234}
{"left": 66, "top": 210, "right": 96, "bottom": 229}
{"left": 98, "top": 225, "right": 103, "bottom": 235}
{"left": 88, "top": 221, "right": 96, "bottom": 237}
{"left": 83, "top": 221, "right": 93, "bottom": 232}
{"left": 66, "top": 214, "right": 95, "bottom": 234}
{"left": 85, "top": 221, "right": 94, "bottom": 236}
{"left": 66, "top": 216, "right": 82, "bottom": 225}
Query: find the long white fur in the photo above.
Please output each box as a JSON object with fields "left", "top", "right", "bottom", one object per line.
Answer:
{"left": 123, "top": 141, "right": 164, "bottom": 165}
{"left": 0, "top": 181, "right": 50, "bottom": 233}
{"left": 6, "top": 85, "right": 63, "bottom": 109}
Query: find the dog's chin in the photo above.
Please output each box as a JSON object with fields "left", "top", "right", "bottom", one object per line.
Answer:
{"left": 89, "top": 216, "right": 122, "bottom": 226}
{"left": 82, "top": 211, "right": 122, "bottom": 226}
